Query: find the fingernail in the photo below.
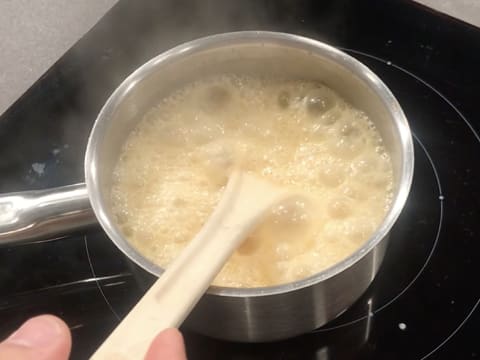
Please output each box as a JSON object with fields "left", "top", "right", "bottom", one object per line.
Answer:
{"left": 6, "top": 316, "right": 62, "bottom": 348}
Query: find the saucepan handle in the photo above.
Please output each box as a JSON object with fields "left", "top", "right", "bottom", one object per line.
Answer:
{"left": 0, "top": 183, "right": 97, "bottom": 245}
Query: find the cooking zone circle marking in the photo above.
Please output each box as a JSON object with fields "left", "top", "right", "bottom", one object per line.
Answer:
{"left": 84, "top": 48, "right": 479, "bottom": 354}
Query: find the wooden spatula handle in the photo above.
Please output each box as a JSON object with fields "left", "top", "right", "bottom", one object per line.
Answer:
{"left": 90, "top": 171, "right": 292, "bottom": 359}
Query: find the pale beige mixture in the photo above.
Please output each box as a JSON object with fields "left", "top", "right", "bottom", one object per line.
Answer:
{"left": 111, "top": 75, "right": 393, "bottom": 287}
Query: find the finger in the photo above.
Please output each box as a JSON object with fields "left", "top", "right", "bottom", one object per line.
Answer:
{"left": 0, "top": 315, "right": 71, "bottom": 360}
{"left": 145, "top": 328, "right": 187, "bottom": 360}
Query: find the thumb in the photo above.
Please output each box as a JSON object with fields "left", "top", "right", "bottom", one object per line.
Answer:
{"left": 145, "top": 328, "right": 187, "bottom": 360}
{"left": 0, "top": 315, "right": 71, "bottom": 360}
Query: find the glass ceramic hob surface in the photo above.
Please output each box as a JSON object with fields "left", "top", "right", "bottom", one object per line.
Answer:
{"left": 0, "top": 0, "right": 479, "bottom": 359}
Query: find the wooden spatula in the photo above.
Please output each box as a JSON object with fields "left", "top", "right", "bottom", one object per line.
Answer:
{"left": 90, "top": 170, "right": 296, "bottom": 359}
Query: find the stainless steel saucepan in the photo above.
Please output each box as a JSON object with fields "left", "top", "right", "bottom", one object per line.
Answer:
{"left": 0, "top": 31, "right": 414, "bottom": 342}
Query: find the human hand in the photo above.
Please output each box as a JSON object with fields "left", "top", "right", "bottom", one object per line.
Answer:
{"left": 0, "top": 314, "right": 187, "bottom": 360}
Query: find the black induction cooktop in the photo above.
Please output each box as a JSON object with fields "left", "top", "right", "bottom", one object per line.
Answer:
{"left": 1, "top": 0, "right": 479, "bottom": 359}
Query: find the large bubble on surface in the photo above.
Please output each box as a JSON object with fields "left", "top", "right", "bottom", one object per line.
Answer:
{"left": 305, "top": 86, "right": 337, "bottom": 116}
{"left": 238, "top": 196, "right": 317, "bottom": 261}
{"left": 200, "top": 85, "right": 232, "bottom": 113}
{"left": 194, "top": 139, "right": 238, "bottom": 187}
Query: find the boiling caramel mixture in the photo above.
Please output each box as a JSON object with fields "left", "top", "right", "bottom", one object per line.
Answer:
{"left": 111, "top": 75, "right": 393, "bottom": 287}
